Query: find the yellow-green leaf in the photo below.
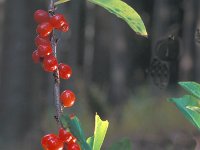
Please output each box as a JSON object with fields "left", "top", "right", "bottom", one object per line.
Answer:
{"left": 87, "top": 114, "right": 109, "bottom": 150}
{"left": 54, "top": 0, "right": 70, "bottom": 6}
{"left": 88, "top": 0, "right": 147, "bottom": 37}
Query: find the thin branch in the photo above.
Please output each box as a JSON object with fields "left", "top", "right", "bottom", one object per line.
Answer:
{"left": 49, "top": 0, "right": 63, "bottom": 128}
{"left": 49, "top": 0, "right": 55, "bottom": 13}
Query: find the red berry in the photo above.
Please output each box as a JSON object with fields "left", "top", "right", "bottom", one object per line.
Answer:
{"left": 72, "top": 137, "right": 77, "bottom": 143}
{"left": 47, "top": 137, "right": 63, "bottom": 150}
{"left": 38, "top": 45, "right": 52, "bottom": 57}
{"left": 60, "top": 90, "right": 76, "bottom": 108}
{"left": 58, "top": 63, "right": 72, "bottom": 79}
{"left": 41, "top": 134, "right": 64, "bottom": 150}
{"left": 58, "top": 128, "right": 73, "bottom": 143}
{"left": 41, "top": 134, "right": 57, "bottom": 149}
{"left": 50, "top": 14, "right": 66, "bottom": 28}
{"left": 60, "top": 23, "right": 69, "bottom": 32}
{"left": 37, "top": 22, "right": 53, "bottom": 37}
{"left": 35, "top": 35, "right": 51, "bottom": 47}
{"left": 32, "top": 50, "right": 40, "bottom": 63}
{"left": 34, "top": 9, "right": 50, "bottom": 24}
{"left": 43, "top": 55, "right": 58, "bottom": 72}
{"left": 67, "top": 143, "right": 81, "bottom": 150}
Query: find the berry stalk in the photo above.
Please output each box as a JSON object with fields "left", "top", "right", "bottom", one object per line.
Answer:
{"left": 33, "top": 1, "right": 79, "bottom": 149}
{"left": 49, "top": 0, "right": 63, "bottom": 127}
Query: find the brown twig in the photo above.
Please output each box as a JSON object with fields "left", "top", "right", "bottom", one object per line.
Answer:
{"left": 49, "top": 0, "right": 63, "bottom": 128}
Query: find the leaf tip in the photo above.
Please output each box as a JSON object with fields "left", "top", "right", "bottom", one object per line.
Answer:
{"left": 95, "top": 113, "right": 109, "bottom": 125}
{"left": 167, "top": 98, "right": 174, "bottom": 103}
{"left": 178, "top": 81, "right": 184, "bottom": 85}
{"left": 54, "top": 0, "right": 70, "bottom": 6}
{"left": 136, "top": 30, "right": 148, "bottom": 37}
{"left": 142, "top": 32, "right": 148, "bottom": 38}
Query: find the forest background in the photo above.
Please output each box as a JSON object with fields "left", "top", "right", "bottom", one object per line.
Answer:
{"left": 0, "top": 0, "right": 199, "bottom": 149}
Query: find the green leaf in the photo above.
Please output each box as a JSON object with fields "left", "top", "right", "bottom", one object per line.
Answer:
{"left": 186, "top": 106, "right": 200, "bottom": 114}
{"left": 86, "top": 136, "right": 94, "bottom": 148}
{"left": 169, "top": 95, "right": 200, "bottom": 129}
{"left": 108, "top": 138, "right": 132, "bottom": 150}
{"left": 61, "top": 115, "right": 91, "bottom": 150}
{"left": 87, "top": 114, "right": 109, "bottom": 150}
{"left": 54, "top": 0, "right": 70, "bottom": 5}
{"left": 179, "top": 82, "right": 200, "bottom": 99}
{"left": 88, "top": 0, "right": 147, "bottom": 37}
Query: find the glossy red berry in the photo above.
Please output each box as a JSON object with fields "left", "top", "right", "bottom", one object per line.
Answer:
{"left": 43, "top": 55, "right": 58, "bottom": 72}
{"left": 47, "top": 137, "right": 63, "bottom": 150}
{"left": 32, "top": 50, "right": 40, "bottom": 63}
{"left": 41, "top": 134, "right": 64, "bottom": 150}
{"left": 50, "top": 14, "right": 66, "bottom": 28}
{"left": 37, "top": 22, "right": 53, "bottom": 37}
{"left": 34, "top": 10, "right": 50, "bottom": 24}
{"left": 38, "top": 45, "right": 52, "bottom": 57}
{"left": 58, "top": 63, "right": 72, "bottom": 79}
{"left": 60, "top": 90, "right": 76, "bottom": 107}
{"left": 41, "top": 134, "right": 56, "bottom": 147}
{"left": 60, "top": 23, "right": 69, "bottom": 32}
{"left": 71, "top": 136, "right": 77, "bottom": 144}
{"left": 59, "top": 128, "right": 73, "bottom": 143}
{"left": 41, "top": 134, "right": 58, "bottom": 149}
{"left": 35, "top": 35, "right": 51, "bottom": 47}
{"left": 67, "top": 143, "right": 81, "bottom": 150}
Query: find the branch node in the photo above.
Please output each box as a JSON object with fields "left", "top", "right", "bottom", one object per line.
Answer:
{"left": 54, "top": 115, "right": 59, "bottom": 124}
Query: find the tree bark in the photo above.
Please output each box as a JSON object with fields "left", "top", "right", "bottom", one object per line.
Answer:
{"left": 0, "top": 0, "right": 49, "bottom": 149}
{"left": 194, "top": 0, "right": 200, "bottom": 82}
{"left": 179, "top": 0, "right": 196, "bottom": 81}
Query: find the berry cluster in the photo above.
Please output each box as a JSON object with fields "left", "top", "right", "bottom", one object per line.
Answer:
{"left": 32, "top": 9, "right": 76, "bottom": 108}
{"left": 41, "top": 128, "right": 80, "bottom": 150}
{"left": 32, "top": 9, "right": 79, "bottom": 149}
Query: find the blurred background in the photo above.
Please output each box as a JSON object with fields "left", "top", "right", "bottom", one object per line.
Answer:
{"left": 0, "top": 0, "right": 200, "bottom": 149}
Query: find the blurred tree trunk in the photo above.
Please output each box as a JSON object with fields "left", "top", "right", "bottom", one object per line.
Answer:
{"left": 125, "top": 0, "right": 151, "bottom": 89}
{"left": 0, "top": 0, "right": 49, "bottom": 149}
{"left": 194, "top": 1, "right": 200, "bottom": 82}
{"left": 60, "top": 0, "right": 86, "bottom": 92}
{"left": 151, "top": 0, "right": 181, "bottom": 90}
{"left": 68, "top": 0, "right": 86, "bottom": 72}
{"left": 152, "top": 0, "right": 171, "bottom": 50}
{"left": 82, "top": 3, "right": 102, "bottom": 114}
{"left": 83, "top": 2, "right": 95, "bottom": 93}
{"left": 94, "top": 8, "right": 128, "bottom": 107}
{"left": 108, "top": 20, "right": 128, "bottom": 106}
{"left": 0, "top": 1, "right": 5, "bottom": 86}
{"left": 179, "top": 0, "right": 196, "bottom": 81}
{"left": 93, "top": 9, "right": 110, "bottom": 85}
{"left": 150, "top": 0, "right": 171, "bottom": 93}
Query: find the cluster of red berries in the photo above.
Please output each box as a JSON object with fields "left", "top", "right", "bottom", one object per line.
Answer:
{"left": 41, "top": 128, "right": 80, "bottom": 150}
{"left": 32, "top": 9, "right": 76, "bottom": 108}
{"left": 32, "top": 9, "right": 79, "bottom": 149}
